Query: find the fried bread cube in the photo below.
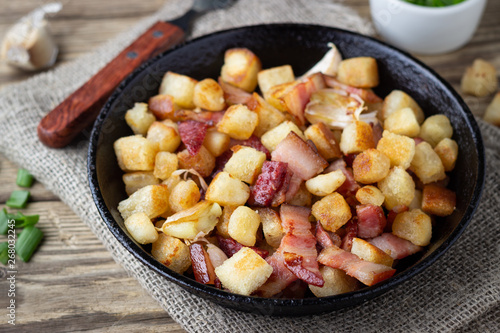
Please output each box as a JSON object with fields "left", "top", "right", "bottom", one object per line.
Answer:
{"left": 382, "top": 90, "right": 425, "bottom": 124}
{"left": 339, "top": 121, "right": 375, "bottom": 155}
{"left": 263, "top": 81, "right": 296, "bottom": 112}
{"left": 376, "top": 130, "right": 415, "bottom": 169}
{"left": 228, "top": 206, "right": 261, "bottom": 246}
{"left": 410, "top": 142, "right": 446, "bottom": 184}
{"left": 421, "top": 184, "right": 456, "bottom": 217}
{"left": 177, "top": 146, "right": 215, "bottom": 178}
{"left": 352, "top": 148, "right": 390, "bottom": 184}
{"left": 123, "top": 171, "right": 160, "bottom": 196}
{"left": 255, "top": 208, "right": 284, "bottom": 248}
{"left": 377, "top": 166, "right": 415, "bottom": 210}
{"left": 223, "top": 145, "right": 267, "bottom": 184}
{"left": 114, "top": 135, "right": 158, "bottom": 171}
{"left": 159, "top": 71, "right": 198, "bottom": 109}
{"left": 153, "top": 151, "right": 178, "bottom": 180}
{"left": 434, "top": 138, "right": 458, "bottom": 172}
{"left": 305, "top": 170, "right": 346, "bottom": 196}
{"left": 383, "top": 107, "right": 420, "bottom": 137}
{"left": 217, "top": 104, "right": 258, "bottom": 140}
{"left": 203, "top": 129, "right": 231, "bottom": 157}
{"left": 337, "top": 57, "right": 379, "bottom": 88}
{"left": 169, "top": 180, "right": 201, "bottom": 213}
{"left": 125, "top": 102, "right": 156, "bottom": 135}
{"left": 355, "top": 185, "right": 385, "bottom": 206}
{"left": 260, "top": 120, "right": 305, "bottom": 152}
{"left": 147, "top": 121, "right": 181, "bottom": 153}
{"left": 461, "top": 58, "right": 498, "bottom": 97}
{"left": 221, "top": 48, "right": 262, "bottom": 92}
{"left": 257, "top": 64, "right": 295, "bottom": 95}
{"left": 419, "top": 114, "right": 453, "bottom": 147}
{"left": 118, "top": 184, "right": 169, "bottom": 220}
{"left": 205, "top": 171, "right": 250, "bottom": 206}
{"left": 305, "top": 122, "right": 342, "bottom": 161}
{"left": 217, "top": 205, "right": 236, "bottom": 238}
{"left": 312, "top": 192, "right": 352, "bottom": 232}
{"left": 483, "top": 92, "right": 500, "bottom": 126}
{"left": 124, "top": 212, "right": 159, "bottom": 244}
{"left": 249, "top": 93, "right": 287, "bottom": 137}
{"left": 193, "top": 78, "right": 225, "bottom": 111}
{"left": 309, "top": 266, "right": 358, "bottom": 297}
{"left": 351, "top": 238, "right": 394, "bottom": 267}
{"left": 392, "top": 209, "right": 432, "bottom": 246}
{"left": 215, "top": 247, "right": 273, "bottom": 296}
{"left": 151, "top": 233, "right": 191, "bottom": 274}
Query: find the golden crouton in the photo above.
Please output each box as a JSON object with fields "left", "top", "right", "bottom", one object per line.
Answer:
{"left": 309, "top": 266, "right": 358, "bottom": 297}
{"left": 351, "top": 238, "right": 394, "bottom": 267}
{"left": 215, "top": 247, "right": 273, "bottom": 296}
{"left": 382, "top": 90, "right": 425, "bottom": 124}
{"left": 312, "top": 192, "right": 352, "bottom": 232}
{"left": 410, "top": 142, "right": 446, "bottom": 184}
{"left": 159, "top": 71, "right": 198, "bottom": 109}
{"left": 203, "top": 130, "right": 231, "bottom": 157}
{"left": 217, "top": 104, "right": 258, "bottom": 140}
{"left": 337, "top": 57, "right": 379, "bottom": 88}
{"left": 419, "top": 114, "right": 453, "bottom": 147}
{"left": 193, "top": 78, "right": 226, "bottom": 111}
{"left": 177, "top": 146, "right": 215, "bottom": 178}
{"left": 151, "top": 233, "right": 191, "bottom": 274}
{"left": 377, "top": 166, "right": 415, "bottom": 210}
{"left": 249, "top": 93, "right": 287, "bottom": 137}
{"left": 305, "top": 170, "right": 346, "bottom": 196}
{"left": 483, "top": 92, "right": 500, "bottom": 126}
{"left": 392, "top": 209, "right": 432, "bottom": 246}
{"left": 228, "top": 206, "right": 261, "bottom": 246}
{"left": 153, "top": 152, "right": 178, "bottom": 180}
{"left": 305, "top": 122, "right": 342, "bottom": 161}
{"left": 352, "top": 148, "right": 391, "bottom": 184}
{"left": 376, "top": 130, "right": 416, "bottom": 169}
{"left": 255, "top": 208, "right": 284, "bottom": 248}
{"left": 260, "top": 120, "right": 305, "bottom": 152}
{"left": 124, "top": 212, "right": 159, "bottom": 245}
{"left": 114, "top": 135, "right": 158, "bottom": 171}
{"left": 421, "top": 184, "right": 456, "bottom": 217}
{"left": 224, "top": 146, "right": 267, "bottom": 184}
{"left": 118, "top": 184, "right": 169, "bottom": 220}
{"left": 125, "top": 102, "right": 156, "bottom": 135}
{"left": 461, "top": 58, "right": 498, "bottom": 97}
{"left": 434, "top": 138, "right": 458, "bottom": 172}
{"left": 257, "top": 64, "right": 295, "bottom": 95}
{"left": 383, "top": 107, "right": 420, "bottom": 137}
{"left": 147, "top": 121, "right": 181, "bottom": 153}
{"left": 356, "top": 185, "right": 385, "bottom": 206}
{"left": 221, "top": 48, "right": 262, "bottom": 92}
{"left": 169, "top": 180, "right": 201, "bottom": 213}
{"left": 217, "top": 206, "right": 237, "bottom": 238}
{"left": 339, "top": 121, "right": 375, "bottom": 155}
{"left": 205, "top": 171, "right": 250, "bottom": 206}
{"left": 263, "top": 81, "right": 296, "bottom": 112}
{"left": 122, "top": 171, "right": 160, "bottom": 196}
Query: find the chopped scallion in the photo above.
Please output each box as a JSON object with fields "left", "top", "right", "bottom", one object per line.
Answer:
{"left": 15, "top": 226, "right": 43, "bottom": 262}
{"left": 6, "top": 190, "right": 30, "bottom": 209}
{"left": 0, "top": 208, "right": 9, "bottom": 235}
{"left": 13, "top": 212, "right": 40, "bottom": 228}
{"left": 0, "top": 242, "right": 8, "bottom": 265}
{"left": 16, "top": 168, "right": 35, "bottom": 188}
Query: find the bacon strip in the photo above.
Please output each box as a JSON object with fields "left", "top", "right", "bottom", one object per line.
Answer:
{"left": 271, "top": 167, "right": 293, "bottom": 207}
{"left": 174, "top": 109, "right": 225, "bottom": 126}
{"left": 318, "top": 245, "right": 396, "bottom": 286}
{"left": 324, "top": 75, "right": 383, "bottom": 103}
{"left": 254, "top": 251, "right": 297, "bottom": 297}
{"left": 189, "top": 243, "right": 216, "bottom": 285}
{"left": 230, "top": 135, "right": 271, "bottom": 159}
{"left": 368, "top": 233, "right": 422, "bottom": 260}
{"left": 356, "top": 204, "right": 386, "bottom": 239}
{"left": 248, "top": 161, "right": 289, "bottom": 207}
{"left": 219, "top": 77, "right": 253, "bottom": 105}
{"left": 341, "top": 218, "right": 358, "bottom": 252}
{"left": 325, "top": 158, "right": 360, "bottom": 197}
{"left": 217, "top": 236, "right": 269, "bottom": 259}
{"left": 178, "top": 120, "right": 208, "bottom": 156}
{"left": 284, "top": 172, "right": 302, "bottom": 203}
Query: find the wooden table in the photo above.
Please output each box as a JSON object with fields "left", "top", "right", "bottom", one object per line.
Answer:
{"left": 0, "top": 1, "right": 498, "bottom": 332}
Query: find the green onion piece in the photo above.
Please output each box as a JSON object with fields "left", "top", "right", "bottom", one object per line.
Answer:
{"left": 16, "top": 168, "right": 34, "bottom": 188}
{"left": 6, "top": 190, "right": 30, "bottom": 209}
{"left": 0, "top": 208, "right": 9, "bottom": 235}
{"left": 15, "top": 226, "right": 43, "bottom": 262}
{"left": 13, "top": 212, "right": 40, "bottom": 228}
{"left": 0, "top": 242, "right": 9, "bottom": 265}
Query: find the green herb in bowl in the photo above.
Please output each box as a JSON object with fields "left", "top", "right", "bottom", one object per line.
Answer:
{"left": 403, "top": 0, "right": 466, "bottom": 6}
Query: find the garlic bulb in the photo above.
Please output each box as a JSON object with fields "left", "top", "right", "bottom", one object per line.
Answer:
{"left": 1, "top": 2, "right": 62, "bottom": 71}
{"left": 302, "top": 42, "right": 343, "bottom": 78}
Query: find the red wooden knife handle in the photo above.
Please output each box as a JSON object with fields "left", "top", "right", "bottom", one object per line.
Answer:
{"left": 37, "top": 21, "right": 184, "bottom": 148}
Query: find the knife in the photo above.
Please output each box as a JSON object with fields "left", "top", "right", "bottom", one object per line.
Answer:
{"left": 37, "top": 0, "right": 235, "bottom": 148}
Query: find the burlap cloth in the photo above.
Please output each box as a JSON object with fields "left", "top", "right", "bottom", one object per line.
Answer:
{"left": 1, "top": 0, "right": 499, "bottom": 331}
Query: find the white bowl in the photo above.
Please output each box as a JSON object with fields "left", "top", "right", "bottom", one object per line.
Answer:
{"left": 370, "top": 0, "right": 487, "bottom": 55}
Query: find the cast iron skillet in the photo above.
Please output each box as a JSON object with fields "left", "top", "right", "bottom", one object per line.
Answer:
{"left": 88, "top": 24, "right": 485, "bottom": 317}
